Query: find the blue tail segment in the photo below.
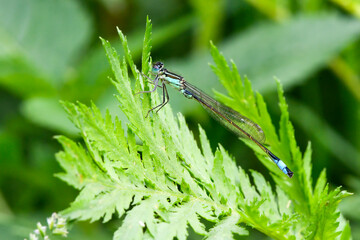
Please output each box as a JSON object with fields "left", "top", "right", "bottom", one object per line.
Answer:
{"left": 268, "top": 151, "right": 293, "bottom": 178}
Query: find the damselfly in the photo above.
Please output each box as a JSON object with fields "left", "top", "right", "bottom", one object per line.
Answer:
{"left": 138, "top": 62, "right": 293, "bottom": 178}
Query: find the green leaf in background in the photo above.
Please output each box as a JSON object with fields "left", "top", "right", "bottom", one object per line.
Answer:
{"left": 228, "top": 15, "right": 360, "bottom": 91}
{"left": 0, "top": 0, "right": 92, "bottom": 95}
{"left": 188, "top": 0, "right": 225, "bottom": 49}
{"left": 289, "top": 99, "right": 360, "bottom": 175}
{"left": 0, "top": 56, "right": 56, "bottom": 98}
{"left": 21, "top": 97, "right": 78, "bottom": 136}
{"left": 0, "top": 0, "right": 94, "bottom": 135}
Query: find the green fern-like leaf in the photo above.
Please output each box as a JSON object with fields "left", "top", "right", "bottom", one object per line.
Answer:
{"left": 55, "top": 18, "right": 352, "bottom": 239}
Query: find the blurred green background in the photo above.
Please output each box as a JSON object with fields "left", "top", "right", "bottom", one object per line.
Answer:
{"left": 0, "top": 0, "right": 359, "bottom": 239}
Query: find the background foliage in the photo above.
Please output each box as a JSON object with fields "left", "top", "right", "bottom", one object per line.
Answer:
{"left": 0, "top": 0, "right": 359, "bottom": 239}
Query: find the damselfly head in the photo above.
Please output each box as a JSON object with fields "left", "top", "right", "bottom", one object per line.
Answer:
{"left": 152, "top": 62, "right": 164, "bottom": 73}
